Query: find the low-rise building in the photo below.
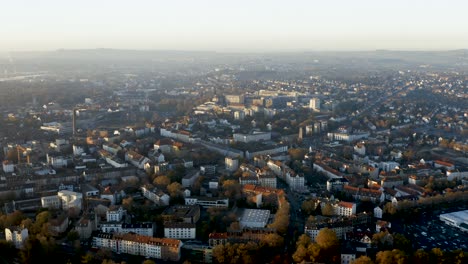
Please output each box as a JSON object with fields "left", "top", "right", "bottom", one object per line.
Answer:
{"left": 164, "top": 222, "right": 196, "bottom": 239}
{"left": 239, "top": 209, "right": 271, "bottom": 228}
{"left": 100, "top": 222, "right": 154, "bottom": 237}
{"left": 184, "top": 197, "right": 229, "bottom": 208}
{"left": 92, "top": 231, "right": 182, "bottom": 261}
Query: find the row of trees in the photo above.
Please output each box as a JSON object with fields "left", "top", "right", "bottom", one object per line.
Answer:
{"left": 352, "top": 248, "right": 467, "bottom": 264}
{"left": 212, "top": 233, "right": 285, "bottom": 264}
{"left": 292, "top": 229, "right": 340, "bottom": 263}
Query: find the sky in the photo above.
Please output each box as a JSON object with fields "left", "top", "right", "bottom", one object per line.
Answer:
{"left": 1, "top": 0, "right": 467, "bottom": 52}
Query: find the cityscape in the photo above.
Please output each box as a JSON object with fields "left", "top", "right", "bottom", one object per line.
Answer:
{"left": 0, "top": 1, "right": 467, "bottom": 264}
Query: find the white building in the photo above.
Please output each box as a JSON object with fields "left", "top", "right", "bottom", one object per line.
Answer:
{"left": 100, "top": 222, "right": 154, "bottom": 237}
{"left": 5, "top": 226, "right": 29, "bottom": 249}
{"left": 258, "top": 173, "right": 277, "bottom": 189}
{"left": 439, "top": 210, "right": 468, "bottom": 232}
{"left": 2, "top": 160, "right": 14, "bottom": 173}
{"left": 333, "top": 201, "right": 356, "bottom": 216}
{"left": 309, "top": 98, "right": 321, "bottom": 111}
{"left": 225, "top": 157, "right": 239, "bottom": 172}
{"left": 41, "top": 195, "right": 61, "bottom": 209}
{"left": 285, "top": 169, "right": 305, "bottom": 190}
{"left": 92, "top": 232, "right": 182, "bottom": 262}
{"left": 374, "top": 206, "right": 383, "bottom": 219}
{"left": 164, "top": 222, "right": 196, "bottom": 240}
{"left": 379, "top": 161, "right": 400, "bottom": 172}
{"left": 233, "top": 132, "right": 271, "bottom": 143}
{"left": 239, "top": 209, "right": 271, "bottom": 228}
{"left": 57, "top": 190, "right": 82, "bottom": 210}
{"left": 73, "top": 145, "right": 86, "bottom": 156}
{"left": 141, "top": 186, "right": 170, "bottom": 206}
{"left": 182, "top": 170, "right": 201, "bottom": 188}
{"left": 106, "top": 206, "right": 127, "bottom": 222}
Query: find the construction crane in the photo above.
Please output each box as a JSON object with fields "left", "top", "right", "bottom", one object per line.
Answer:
{"left": 16, "top": 145, "right": 30, "bottom": 164}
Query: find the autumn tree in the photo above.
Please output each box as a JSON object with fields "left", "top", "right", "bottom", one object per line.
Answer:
{"left": 372, "top": 231, "right": 394, "bottom": 251}
{"left": 321, "top": 203, "right": 335, "bottom": 216}
{"left": 153, "top": 175, "right": 170, "bottom": 188}
{"left": 267, "top": 199, "right": 290, "bottom": 234}
{"left": 167, "top": 182, "right": 182, "bottom": 198}
{"left": 315, "top": 228, "right": 340, "bottom": 263}
{"left": 375, "top": 249, "right": 408, "bottom": 264}
{"left": 222, "top": 180, "right": 242, "bottom": 200}
{"left": 351, "top": 256, "right": 374, "bottom": 264}
{"left": 412, "top": 249, "right": 429, "bottom": 264}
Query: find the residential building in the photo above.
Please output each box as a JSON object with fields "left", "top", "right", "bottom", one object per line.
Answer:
{"left": 327, "top": 177, "right": 349, "bottom": 192}
{"left": 92, "top": 231, "right": 182, "bottom": 261}
{"left": 100, "top": 222, "right": 154, "bottom": 237}
{"left": 5, "top": 226, "right": 29, "bottom": 249}
{"left": 2, "top": 160, "right": 14, "bottom": 173}
{"left": 164, "top": 222, "right": 196, "bottom": 239}
{"left": 141, "top": 186, "right": 170, "bottom": 206}
{"left": 41, "top": 195, "right": 61, "bottom": 209}
{"left": 106, "top": 206, "right": 127, "bottom": 222}
{"left": 333, "top": 201, "right": 357, "bottom": 216}
{"left": 374, "top": 206, "right": 383, "bottom": 219}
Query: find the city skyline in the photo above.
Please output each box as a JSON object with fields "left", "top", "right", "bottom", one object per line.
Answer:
{"left": 1, "top": 0, "right": 468, "bottom": 52}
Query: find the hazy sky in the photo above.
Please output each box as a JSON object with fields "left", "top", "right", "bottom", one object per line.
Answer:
{"left": 1, "top": 0, "right": 467, "bottom": 52}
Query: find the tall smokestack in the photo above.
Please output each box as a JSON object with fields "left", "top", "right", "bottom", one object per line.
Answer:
{"left": 72, "top": 109, "right": 77, "bottom": 136}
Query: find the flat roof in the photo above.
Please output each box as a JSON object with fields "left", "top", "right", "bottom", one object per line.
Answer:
{"left": 440, "top": 210, "right": 468, "bottom": 225}
{"left": 241, "top": 209, "right": 271, "bottom": 224}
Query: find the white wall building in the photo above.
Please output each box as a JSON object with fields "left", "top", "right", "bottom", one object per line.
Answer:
{"left": 164, "top": 223, "right": 196, "bottom": 240}
{"left": 106, "top": 207, "right": 127, "bottom": 222}
{"left": 92, "top": 232, "right": 182, "bottom": 262}
{"left": 100, "top": 222, "right": 154, "bottom": 237}
{"left": 2, "top": 160, "right": 14, "bottom": 173}
{"left": 333, "top": 201, "right": 357, "bottom": 216}
{"left": 41, "top": 195, "right": 61, "bottom": 209}
{"left": 225, "top": 157, "right": 239, "bottom": 172}
{"left": 5, "top": 226, "right": 29, "bottom": 249}
{"left": 57, "top": 190, "right": 82, "bottom": 210}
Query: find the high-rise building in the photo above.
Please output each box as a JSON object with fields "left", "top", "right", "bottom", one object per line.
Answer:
{"left": 309, "top": 98, "right": 321, "bottom": 111}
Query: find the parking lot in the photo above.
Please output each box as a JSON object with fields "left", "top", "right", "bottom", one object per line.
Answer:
{"left": 402, "top": 209, "right": 468, "bottom": 251}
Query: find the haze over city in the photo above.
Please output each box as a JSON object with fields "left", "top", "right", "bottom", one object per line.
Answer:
{"left": 0, "top": 1, "right": 467, "bottom": 264}
{"left": 1, "top": 0, "right": 468, "bottom": 52}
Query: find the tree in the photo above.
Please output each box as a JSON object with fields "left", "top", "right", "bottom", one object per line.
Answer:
{"left": 288, "top": 148, "right": 308, "bottom": 161}
{"left": 351, "top": 256, "right": 374, "bottom": 264}
{"left": 301, "top": 199, "right": 318, "bottom": 215}
{"left": 315, "top": 228, "right": 339, "bottom": 249}
{"left": 222, "top": 180, "right": 242, "bottom": 200}
{"left": 292, "top": 244, "right": 309, "bottom": 263}
{"left": 122, "top": 196, "right": 134, "bottom": 211}
{"left": 167, "top": 182, "right": 182, "bottom": 198}
{"left": 372, "top": 231, "right": 393, "bottom": 251}
{"left": 376, "top": 249, "right": 408, "bottom": 264}
{"left": 260, "top": 233, "right": 284, "bottom": 249}
{"left": 142, "top": 260, "right": 156, "bottom": 264}
{"left": 321, "top": 203, "right": 335, "bottom": 216}
{"left": 413, "top": 249, "right": 429, "bottom": 264}
{"left": 153, "top": 175, "right": 170, "bottom": 188}
{"left": 393, "top": 233, "right": 412, "bottom": 254}
{"left": 67, "top": 230, "right": 80, "bottom": 242}
{"left": 315, "top": 228, "right": 340, "bottom": 264}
